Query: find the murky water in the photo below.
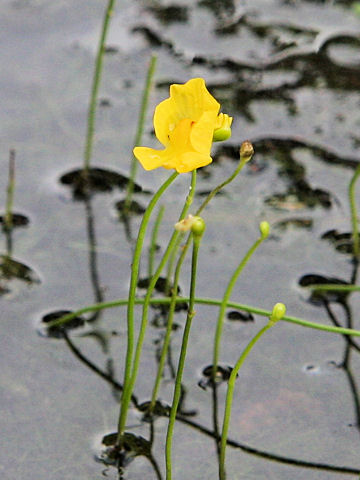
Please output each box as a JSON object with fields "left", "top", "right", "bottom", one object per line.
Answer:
{"left": 1, "top": 1, "right": 360, "bottom": 479}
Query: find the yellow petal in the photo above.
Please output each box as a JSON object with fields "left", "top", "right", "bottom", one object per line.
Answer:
{"left": 133, "top": 147, "right": 165, "bottom": 171}
{"left": 175, "top": 151, "right": 212, "bottom": 173}
{"left": 190, "top": 110, "right": 218, "bottom": 154}
{"left": 170, "top": 78, "right": 220, "bottom": 122}
{"left": 153, "top": 97, "right": 178, "bottom": 146}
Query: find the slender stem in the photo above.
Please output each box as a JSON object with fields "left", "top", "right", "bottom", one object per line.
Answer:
{"left": 117, "top": 171, "right": 178, "bottom": 443}
{"left": 150, "top": 231, "right": 189, "bottom": 410}
{"left": 219, "top": 323, "right": 272, "bottom": 480}
{"left": 166, "top": 233, "right": 202, "bottom": 480}
{"left": 307, "top": 284, "right": 360, "bottom": 292}
{"left": 83, "top": 0, "right": 116, "bottom": 173}
{"left": 196, "top": 157, "right": 247, "bottom": 216}
{"left": 4, "top": 149, "right": 15, "bottom": 231}
{"left": 213, "top": 234, "right": 265, "bottom": 381}
{"left": 149, "top": 174, "right": 197, "bottom": 409}
{"left": 349, "top": 163, "right": 360, "bottom": 258}
{"left": 44, "top": 296, "right": 360, "bottom": 337}
{"left": 126, "top": 171, "right": 196, "bottom": 418}
{"left": 124, "top": 55, "right": 157, "bottom": 212}
{"left": 148, "top": 205, "right": 165, "bottom": 278}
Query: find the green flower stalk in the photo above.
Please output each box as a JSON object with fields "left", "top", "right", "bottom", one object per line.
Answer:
{"left": 219, "top": 303, "right": 286, "bottom": 480}
{"left": 165, "top": 217, "right": 206, "bottom": 480}
{"left": 148, "top": 205, "right": 165, "bottom": 278}
{"left": 212, "top": 221, "right": 270, "bottom": 382}
{"left": 83, "top": 0, "right": 116, "bottom": 173}
{"left": 349, "top": 163, "right": 360, "bottom": 259}
{"left": 124, "top": 54, "right": 158, "bottom": 213}
{"left": 117, "top": 171, "right": 179, "bottom": 445}
{"left": 196, "top": 141, "right": 254, "bottom": 216}
{"left": 123, "top": 171, "right": 197, "bottom": 426}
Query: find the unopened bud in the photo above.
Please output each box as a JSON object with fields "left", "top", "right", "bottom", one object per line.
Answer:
{"left": 269, "top": 302, "right": 286, "bottom": 326}
{"left": 239, "top": 141, "right": 254, "bottom": 163}
{"left": 259, "top": 221, "right": 270, "bottom": 239}
{"left": 191, "top": 216, "right": 206, "bottom": 238}
{"left": 213, "top": 113, "right": 233, "bottom": 142}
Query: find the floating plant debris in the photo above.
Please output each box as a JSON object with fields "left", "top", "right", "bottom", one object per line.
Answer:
{"left": 298, "top": 273, "right": 349, "bottom": 304}
{"left": 321, "top": 229, "right": 353, "bottom": 254}
{"left": 198, "top": 364, "right": 234, "bottom": 389}
{"left": 100, "top": 431, "right": 151, "bottom": 467}
{"left": 0, "top": 213, "right": 29, "bottom": 228}
{"left": 40, "top": 310, "right": 85, "bottom": 338}
{"left": 226, "top": 310, "right": 254, "bottom": 322}
{"left": 60, "top": 167, "right": 145, "bottom": 200}
{"left": 0, "top": 255, "right": 40, "bottom": 284}
{"left": 273, "top": 217, "right": 313, "bottom": 231}
{"left": 138, "top": 400, "right": 171, "bottom": 421}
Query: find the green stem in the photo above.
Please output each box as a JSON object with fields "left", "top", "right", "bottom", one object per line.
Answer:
{"left": 307, "top": 284, "right": 360, "bottom": 292}
{"left": 349, "top": 163, "right": 360, "bottom": 258}
{"left": 219, "top": 323, "right": 273, "bottom": 480}
{"left": 149, "top": 231, "right": 189, "bottom": 411}
{"left": 165, "top": 233, "right": 203, "bottom": 480}
{"left": 83, "top": 0, "right": 116, "bottom": 173}
{"left": 148, "top": 205, "right": 165, "bottom": 279}
{"left": 45, "top": 297, "right": 360, "bottom": 337}
{"left": 124, "top": 55, "right": 158, "bottom": 211}
{"left": 196, "top": 157, "right": 247, "bottom": 216}
{"left": 213, "top": 234, "right": 266, "bottom": 381}
{"left": 126, "top": 171, "right": 196, "bottom": 418}
{"left": 4, "top": 149, "right": 15, "bottom": 231}
{"left": 117, "top": 171, "right": 178, "bottom": 443}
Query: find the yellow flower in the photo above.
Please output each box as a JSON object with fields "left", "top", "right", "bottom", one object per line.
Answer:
{"left": 133, "top": 78, "right": 232, "bottom": 173}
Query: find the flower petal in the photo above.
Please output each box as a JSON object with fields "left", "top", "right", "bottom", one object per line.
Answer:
{"left": 175, "top": 151, "right": 212, "bottom": 173}
{"left": 153, "top": 97, "right": 179, "bottom": 146}
{"left": 170, "top": 78, "right": 220, "bottom": 122}
{"left": 133, "top": 147, "right": 165, "bottom": 171}
{"left": 190, "top": 110, "right": 218, "bottom": 154}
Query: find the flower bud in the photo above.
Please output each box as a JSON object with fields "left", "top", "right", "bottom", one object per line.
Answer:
{"left": 191, "top": 216, "right": 206, "bottom": 238}
{"left": 239, "top": 141, "right": 254, "bottom": 163}
{"left": 174, "top": 215, "right": 206, "bottom": 237}
{"left": 269, "top": 302, "right": 286, "bottom": 325}
{"left": 259, "top": 221, "right": 270, "bottom": 239}
{"left": 213, "top": 113, "right": 233, "bottom": 142}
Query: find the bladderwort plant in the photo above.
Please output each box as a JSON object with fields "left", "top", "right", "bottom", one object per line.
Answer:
{"left": 44, "top": 75, "right": 360, "bottom": 480}
{"left": 219, "top": 303, "right": 287, "bottom": 480}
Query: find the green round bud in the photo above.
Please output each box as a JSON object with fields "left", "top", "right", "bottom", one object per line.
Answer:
{"left": 259, "top": 221, "right": 270, "bottom": 239}
{"left": 191, "top": 216, "right": 206, "bottom": 237}
{"left": 270, "top": 302, "right": 286, "bottom": 324}
{"left": 213, "top": 127, "right": 232, "bottom": 142}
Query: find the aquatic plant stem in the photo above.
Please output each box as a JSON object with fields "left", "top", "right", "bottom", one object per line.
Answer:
{"left": 124, "top": 55, "right": 157, "bottom": 212}
{"left": 148, "top": 205, "right": 165, "bottom": 278}
{"left": 213, "top": 225, "right": 268, "bottom": 381}
{"left": 149, "top": 172, "right": 197, "bottom": 410}
{"left": 219, "top": 322, "right": 273, "bottom": 480}
{"left": 196, "top": 141, "right": 253, "bottom": 216}
{"left": 165, "top": 226, "right": 204, "bottom": 480}
{"left": 83, "top": 0, "right": 116, "bottom": 173}
{"left": 125, "top": 171, "right": 196, "bottom": 421}
{"left": 149, "top": 233, "right": 188, "bottom": 411}
{"left": 117, "top": 171, "right": 179, "bottom": 444}
{"left": 349, "top": 163, "right": 360, "bottom": 258}
{"left": 4, "top": 149, "right": 15, "bottom": 231}
{"left": 46, "top": 296, "right": 360, "bottom": 337}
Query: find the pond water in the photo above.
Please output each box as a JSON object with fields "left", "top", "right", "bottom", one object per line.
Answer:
{"left": 1, "top": 0, "right": 360, "bottom": 479}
